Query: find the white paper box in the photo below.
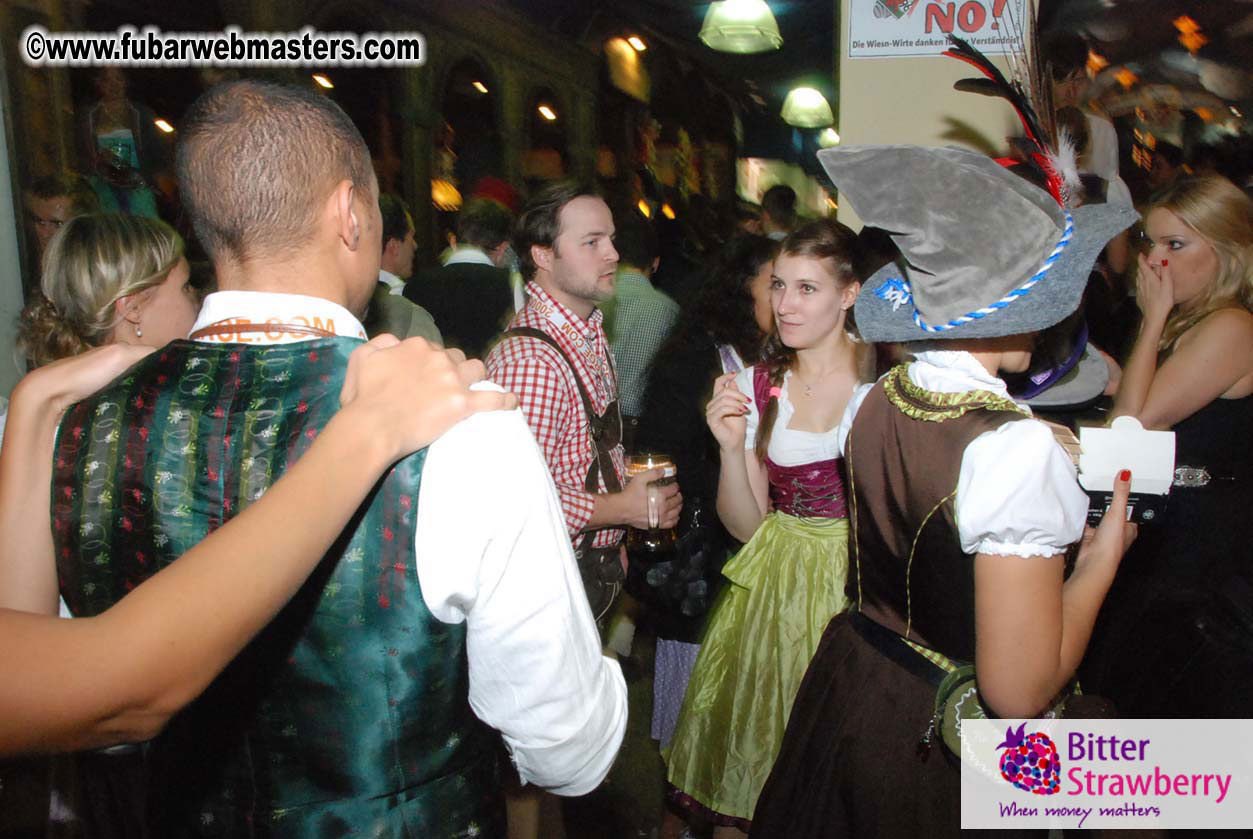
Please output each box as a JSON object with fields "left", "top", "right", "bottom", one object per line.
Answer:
{"left": 1078, "top": 416, "right": 1175, "bottom": 496}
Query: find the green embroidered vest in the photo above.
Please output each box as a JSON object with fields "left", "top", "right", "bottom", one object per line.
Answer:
{"left": 52, "top": 338, "right": 502, "bottom": 838}
{"left": 846, "top": 364, "right": 1027, "bottom": 663}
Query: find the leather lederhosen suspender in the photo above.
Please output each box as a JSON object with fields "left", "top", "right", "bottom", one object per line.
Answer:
{"left": 501, "top": 327, "right": 623, "bottom": 496}
{"left": 500, "top": 327, "right": 625, "bottom": 626}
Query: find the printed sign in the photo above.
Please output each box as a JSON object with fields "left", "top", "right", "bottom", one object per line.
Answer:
{"left": 849, "top": 0, "right": 1029, "bottom": 58}
{"left": 962, "top": 719, "right": 1253, "bottom": 830}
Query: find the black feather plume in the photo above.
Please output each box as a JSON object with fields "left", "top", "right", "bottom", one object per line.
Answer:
{"left": 953, "top": 78, "right": 1006, "bottom": 97}
{"left": 943, "top": 13, "right": 1077, "bottom": 208}
{"left": 944, "top": 33, "right": 1047, "bottom": 148}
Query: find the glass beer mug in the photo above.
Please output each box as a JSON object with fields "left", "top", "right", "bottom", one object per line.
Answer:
{"left": 625, "top": 451, "right": 677, "bottom": 552}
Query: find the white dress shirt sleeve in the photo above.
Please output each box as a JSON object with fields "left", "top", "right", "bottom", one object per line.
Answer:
{"left": 413, "top": 387, "right": 627, "bottom": 796}
{"left": 955, "top": 418, "right": 1088, "bottom": 558}
{"left": 1083, "top": 113, "right": 1133, "bottom": 207}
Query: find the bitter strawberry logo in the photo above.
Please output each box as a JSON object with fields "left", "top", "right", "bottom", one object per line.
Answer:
{"left": 997, "top": 723, "right": 1061, "bottom": 795}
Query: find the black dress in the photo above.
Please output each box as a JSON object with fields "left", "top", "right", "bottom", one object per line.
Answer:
{"left": 1081, "top": 393, "right": 1253, "bottom": 717}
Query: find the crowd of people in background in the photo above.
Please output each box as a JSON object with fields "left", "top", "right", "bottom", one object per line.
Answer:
{"left": 3, "top": 25, "right": 1253, "bottom": 839}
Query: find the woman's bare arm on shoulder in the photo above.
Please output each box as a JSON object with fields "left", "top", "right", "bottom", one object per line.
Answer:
{"left": 0, "top": 337, "right": 514, "bottom": 756}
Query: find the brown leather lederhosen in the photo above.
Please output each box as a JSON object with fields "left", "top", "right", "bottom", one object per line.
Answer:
{"left": 500, "top": 327, "right": 626, "bottom": 625}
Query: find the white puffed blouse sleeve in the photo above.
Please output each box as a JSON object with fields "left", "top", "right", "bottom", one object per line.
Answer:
{"left": 955, "top": 418, "right": 1088, "bottom": 557}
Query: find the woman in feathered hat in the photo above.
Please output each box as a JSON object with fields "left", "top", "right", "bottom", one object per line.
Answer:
{"left": 748, "top": 144, "right": 1139, "bottom": 837}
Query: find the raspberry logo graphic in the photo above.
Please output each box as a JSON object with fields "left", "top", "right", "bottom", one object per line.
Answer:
{"left": 997, "top": 723, "right": 1061, "bottom": 795}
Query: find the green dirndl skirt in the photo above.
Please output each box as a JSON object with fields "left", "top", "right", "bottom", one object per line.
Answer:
{"left": 663, "top": 511, "right": 850, "bottom": 825}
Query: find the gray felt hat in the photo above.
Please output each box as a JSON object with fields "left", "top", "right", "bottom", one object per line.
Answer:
{"left": 818, "top": 145, "right": 1138, "bottom": 343}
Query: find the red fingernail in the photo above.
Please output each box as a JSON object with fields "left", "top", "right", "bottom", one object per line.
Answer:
{"left": 1160, "top": 260, "right": 1168, "bottom": 267}
{"left": 1118, "top": 469, "right": 1131, "bottom": 482}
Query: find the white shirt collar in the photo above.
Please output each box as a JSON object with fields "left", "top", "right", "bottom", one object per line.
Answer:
{"left": 908, "top": 349, "right": 1021, "bottom": 404}
{"left": 444, "top": 245, "right": 496, "bottom": 268}
{"left": 378, "top": 269, "right": 405, "bottom": 293}
{"left": 190, "top": 290, "right": 367, "bottom": 343}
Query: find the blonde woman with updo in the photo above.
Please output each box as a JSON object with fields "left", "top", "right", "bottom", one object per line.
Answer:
{"left": 0, "top": 211, "right": 196, "bottom": 831}
{"left": 3, "top": 214, "right": 198, "bottom": 618}
{"left": 16, "top": 212, "right": 197, "bottom": 370}
{"left": 3, "top": 213, "right": 196, "bottom": 446}
{"left": 1084, "top": 175, "right": 1253, "bottom": 717}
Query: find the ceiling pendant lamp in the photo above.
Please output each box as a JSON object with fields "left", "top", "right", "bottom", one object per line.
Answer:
{"left": 781, "top": 87, "right": 834, "bottom": 128}
{"left": 699, "top": 0, "right": 783, "bottom": 54}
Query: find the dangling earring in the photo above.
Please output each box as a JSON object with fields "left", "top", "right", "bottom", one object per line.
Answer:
{"left": 135, "top": 322, "right": 143, "bottom": 339}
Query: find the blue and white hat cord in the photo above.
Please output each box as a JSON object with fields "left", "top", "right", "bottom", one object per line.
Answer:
{"left": 874, "top": 211, "right": 1075, "bottom": 333}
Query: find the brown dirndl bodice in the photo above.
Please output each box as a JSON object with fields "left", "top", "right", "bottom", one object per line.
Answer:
{"left": 847, "top": 364, "right": 1026, "bottom": 662}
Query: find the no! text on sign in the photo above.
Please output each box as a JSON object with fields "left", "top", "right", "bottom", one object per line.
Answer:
{"left": 849, "top": 0, "right": 1029, "bottom": 58}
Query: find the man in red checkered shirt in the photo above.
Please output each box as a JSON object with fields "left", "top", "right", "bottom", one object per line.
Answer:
{"left": 486, "top": 182, "right": 681, "bottom": 624}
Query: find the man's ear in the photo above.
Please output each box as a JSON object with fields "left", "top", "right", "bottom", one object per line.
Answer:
{"left": 331, "top": 179, "right": 361, "bottom": 251}
{"left": 531, "top": 243, "right": 553, "bottom": 275}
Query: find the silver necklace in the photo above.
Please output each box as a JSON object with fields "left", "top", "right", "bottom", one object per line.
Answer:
{"left": 792, "top": 367, "right": 838, "bottom": 398}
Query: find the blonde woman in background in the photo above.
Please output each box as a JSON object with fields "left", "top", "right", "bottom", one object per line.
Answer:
{"left": 3, "top": 213, "right": 199, "bottom": 619}
{"left": 1113, "top": 174, "right": 1253, "bottom": 427}
{"left": 17, "top": 212, "right": 197, "bottom": 371}
{"left": 0, "top": 212, "right": 198, "bottom": 834}
{"left": 3, "top": 213, "right": 194, "bottom": 444}
{"left": 1084, "top": 174, "right": 1253, "bottom": 717}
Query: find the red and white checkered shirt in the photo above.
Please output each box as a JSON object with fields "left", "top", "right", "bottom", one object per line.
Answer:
{"left": 486, "top": 282, "right": 626, "bottom": 549}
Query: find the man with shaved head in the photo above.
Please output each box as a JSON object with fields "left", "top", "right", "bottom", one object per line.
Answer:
{"left": 49, "top": 80, "right": 625, "bottom": 836}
